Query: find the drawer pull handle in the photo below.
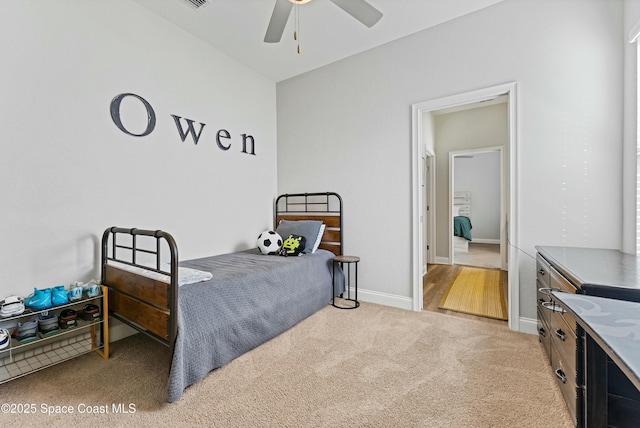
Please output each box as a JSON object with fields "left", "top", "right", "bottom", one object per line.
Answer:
{"left": 538, "top": 287, "right": 552, "bottom": 296}
{"left": 541, "top": 301, "right": 566, "bottom": 314}
{"left": 555, "top": 329, "right": 566, "bottom": 341}
{"left": 555, "top": 368, "right": 567, "bottom": 384}
{"left": 538, "top": 327, "right": 546, "bottom": 338}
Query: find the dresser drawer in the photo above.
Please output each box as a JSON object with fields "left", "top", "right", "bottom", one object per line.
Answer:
{"left": 550, "top": 266, "right": 577, "bottom": 294}
{"left": 537, "top": 306, "right": 552, "bottom": 361}
{"left": 536, "top": 254, "right": 552, "bottom": 289}
{"left": 552, "top": 339, "right": 579, "bottom": 427}
{"left": 550, "top": 308, "right": 577, "bottom": 377}
{"left": 537, "top": 278, "right": 552, "bottom": 308}
{"left": 549, "top": 272, "right": 578, "bottom": 339}
{"left": 537, "top": 278, "right": 553, "bottom": 350}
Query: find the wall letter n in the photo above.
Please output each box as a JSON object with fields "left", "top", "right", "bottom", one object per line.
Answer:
{"left": 241, "top": 134, "right": 256, "bottom": 155}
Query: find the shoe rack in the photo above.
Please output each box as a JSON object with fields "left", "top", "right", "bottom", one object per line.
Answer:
{"left": 0, "top": 286, "right": 109, "bottom": 383}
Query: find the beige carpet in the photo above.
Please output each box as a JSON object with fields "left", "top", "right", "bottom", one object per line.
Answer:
{"left": 439, "top": 267, "right": 508, "bottom": 321}
{"left": 0, "top": 303, "right": 570, "bottom": 427}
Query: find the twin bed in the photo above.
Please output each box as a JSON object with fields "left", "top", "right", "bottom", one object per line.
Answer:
{"left": 100, "top": 192, "right": 344, "bottom": 402}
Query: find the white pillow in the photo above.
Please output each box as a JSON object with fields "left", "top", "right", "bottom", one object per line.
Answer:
{"left": 311, "top": 224, "right": 325, "bottom": 253}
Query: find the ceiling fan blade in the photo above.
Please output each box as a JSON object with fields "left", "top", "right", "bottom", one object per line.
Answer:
{"left": 264, "top": 0, "right": 293, "bottom": 43}
{"left": 329, "top": 0, "right": 383, "bottom": 28}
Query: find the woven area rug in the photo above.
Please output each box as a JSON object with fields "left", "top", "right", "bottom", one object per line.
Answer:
{"left": 439, "top": 266, "right": 508, "bottom": 320}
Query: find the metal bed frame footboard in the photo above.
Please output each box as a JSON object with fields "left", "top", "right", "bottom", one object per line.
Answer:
{"left": 101, "top": 227, "right": 178, "bottom": 348}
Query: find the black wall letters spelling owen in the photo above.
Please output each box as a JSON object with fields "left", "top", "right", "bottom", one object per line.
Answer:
{"left": 109, "top": 93, "right": 256, "bottom": 156}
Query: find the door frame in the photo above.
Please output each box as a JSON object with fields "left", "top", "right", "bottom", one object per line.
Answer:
{"left": 423, "top": 151, "right": 435, "bottom": 271}
{"left": 411, "top": 81, "right": 520, "bottom": 331}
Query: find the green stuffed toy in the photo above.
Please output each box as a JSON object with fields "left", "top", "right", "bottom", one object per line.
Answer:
{"left": 280, "top": 234, "right": 306, "bottom": 256}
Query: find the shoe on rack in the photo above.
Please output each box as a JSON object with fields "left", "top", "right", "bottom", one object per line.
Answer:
{"left": 51, "top": 285, "right": 69, "bottom": 306}
{"left": 0, "top": 319, "right": 18, "bottom": 336}
{"left": 0, "top": 296, "right": 25, "bottom": 318}
{"left": 0, "top": 328, "right": 11, "bottom": 350}
{"left": 38, "top": 311, "right": 59, "bottom": 335}
{"left": 24, "top": 288, "right": 52, "bottom": 310}
{"left": 77, "top": 304, "right": 100, "bottom": 321}
{"left": 84, "top": 280, "right": 100, "bottom": 298}
{"left": 58, "top": 309, "right": 77, "bottom": 329}
{"left": 67, "top": 284, "right": 83, "bottom": 302}
{"left": 13, "top": 317, "right": 38, "bottom": 343}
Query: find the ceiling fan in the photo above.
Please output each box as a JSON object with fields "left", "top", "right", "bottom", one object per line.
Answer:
{"left": 264, "top": 0, "right": 383, "bottom": 43}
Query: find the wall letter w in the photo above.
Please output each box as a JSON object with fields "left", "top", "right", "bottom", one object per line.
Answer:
{"left": 171, "top": 115, "right": 206, "bottom": 145}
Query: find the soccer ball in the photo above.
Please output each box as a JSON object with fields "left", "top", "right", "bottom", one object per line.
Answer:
{"left": 257, "top": 230, "right": 282, "bottom": 255}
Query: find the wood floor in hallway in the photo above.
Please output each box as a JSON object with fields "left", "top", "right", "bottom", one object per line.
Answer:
{"left": 423, "top": 264, "right": 508, "bottom": 326}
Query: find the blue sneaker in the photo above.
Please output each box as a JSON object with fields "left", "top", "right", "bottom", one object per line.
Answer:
{"left": 51, "top": 285, "right": 69, "bottom": 306}
{"left": 24, "top": 288, "right": 52, "bottom": 310}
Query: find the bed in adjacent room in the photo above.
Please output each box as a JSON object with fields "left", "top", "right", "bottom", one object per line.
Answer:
{"left": 453, "top": 191, "right": 472, "bottom": 252}
{"left": 100, "top": 192, "right": 344, "bottom": 402}
{"left": 453, "top": 215, "right": 472, "bottom": 241}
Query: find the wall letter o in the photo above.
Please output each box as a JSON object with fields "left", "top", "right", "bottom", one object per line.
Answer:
{"left": 110, "top": 93, "right": 156, "bottom": 137}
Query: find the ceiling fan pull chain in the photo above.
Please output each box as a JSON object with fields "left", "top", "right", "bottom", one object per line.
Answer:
{"left": 294, "top": 5, "right": 301, "bottom": 54}
{"left": 293, "top": 5, "right": 297, "bottom": 41}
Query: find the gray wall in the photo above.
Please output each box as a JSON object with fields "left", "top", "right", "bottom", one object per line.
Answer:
{"left": 623, "top": 0, "right": 640, "bottom": 254}
{"left": 0, "top": 1, "right": 277, "bottom": 304}
{"left": 277, "top": 0, "right": 624, "bottom": 324}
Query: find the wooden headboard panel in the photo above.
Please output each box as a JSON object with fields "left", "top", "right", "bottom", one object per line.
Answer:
{"left": 275, "top": 192, "right": 343, "bottom": 256}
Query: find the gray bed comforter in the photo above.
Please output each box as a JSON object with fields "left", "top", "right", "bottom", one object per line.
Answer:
{"left": 167, "top": 248, "right": 342, "bottom": 402}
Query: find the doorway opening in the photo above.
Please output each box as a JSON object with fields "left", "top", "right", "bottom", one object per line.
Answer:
{"left": 450, "top": 146, "right": 505, "bottom": 270}
{"left": 411, "top": 82, "right": 519, "bottom": 331}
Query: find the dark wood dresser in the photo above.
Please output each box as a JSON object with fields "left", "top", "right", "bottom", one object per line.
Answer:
{"left": 536, "top": 246, "right": 640, "bottom": 427}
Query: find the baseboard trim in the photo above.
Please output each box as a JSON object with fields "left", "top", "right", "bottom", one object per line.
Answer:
{"left": 353, "top": 289, "right": 538, "bottom": 335}
{"left": 472, "top": 239, "right": 500, "bottom": 245}
{"left": 350, "top": 287, "right": 413, "bottom": 311}
{"left": 435, "top": 256, "right": 449, "bottom": 265}
{"left": 518, "top": 316, "right": 537, "bottom": 335}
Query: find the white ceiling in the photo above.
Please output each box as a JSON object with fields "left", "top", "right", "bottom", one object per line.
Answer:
{"left": 133, "top": 0, "right": 504, "bottom": 82}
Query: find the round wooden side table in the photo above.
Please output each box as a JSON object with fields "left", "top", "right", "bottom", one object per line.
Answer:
{"left": 332, "top": 255, "right": 360, "bottom": 309}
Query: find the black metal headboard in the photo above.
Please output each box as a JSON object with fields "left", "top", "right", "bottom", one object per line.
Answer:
{"left": 275, "top": 192, "right": 343, "bottom": 256}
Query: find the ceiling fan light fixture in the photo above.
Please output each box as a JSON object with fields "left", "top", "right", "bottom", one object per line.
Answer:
{"left": 265, "top": 0, "right": 382, "bottom": 45}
